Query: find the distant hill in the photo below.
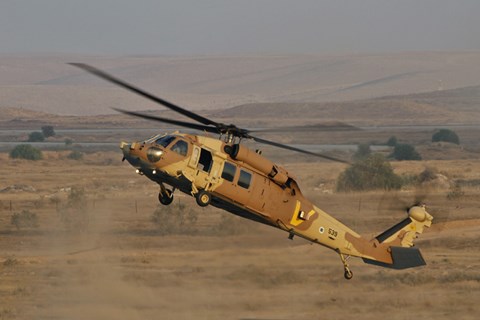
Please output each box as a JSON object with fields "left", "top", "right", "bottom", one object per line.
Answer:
{"left": 1, "top": 85, "right": 479, "bottom": 128}
{"left": 0, "top": 107, "right": 54, "bottom": 121}
{"left": 0, "top": 106, "right": 138, "bottom": 128}
{"left": 0, "top": 106, "right": 208, "bottom": 129}
{"left": 1, "top": 52, "right": 480, "bottom": 116}
{"left": 212, "top": 86, "right": 480, "bottom": 126}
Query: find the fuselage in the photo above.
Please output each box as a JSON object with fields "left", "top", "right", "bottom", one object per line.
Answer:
{"left": 120, "top": 132, "right": 394, "bottom": 264}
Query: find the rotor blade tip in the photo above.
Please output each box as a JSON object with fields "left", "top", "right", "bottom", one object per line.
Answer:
{"left": 68, "top": 62, "right": 84, "bottom": 67}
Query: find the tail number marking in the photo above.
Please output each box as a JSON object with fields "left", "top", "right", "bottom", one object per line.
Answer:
{"left": 328, "top": 228, "right": 338, "bottom": 239}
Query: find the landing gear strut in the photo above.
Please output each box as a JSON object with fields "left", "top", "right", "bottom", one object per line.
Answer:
{"left": 158, "top": 184, "right": 174, "bottom": 205}
{"left": 339, "top": 252, "right": 353, "bottom": 280}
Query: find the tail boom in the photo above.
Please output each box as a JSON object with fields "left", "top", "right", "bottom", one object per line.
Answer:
{"left": 342, "top": 206, "right": 433, "bottom": 269}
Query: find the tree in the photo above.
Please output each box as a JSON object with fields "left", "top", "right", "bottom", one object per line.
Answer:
{"left": 432, "top": 129, "right": 460, "bottom": 145}
{"left": 9, "top": 144, "right": 43, "bottom": 160}
{"left": 390, "top": 143, "right": 421, "bottom": 161}
{"left": 27, "top": 131, "right": 45, "bottom": 142}
{"left": 65, "top": 138, "right": 73, "bottom": 146}
{"left": 353, "top": 143, "right": 371, "bottom": 161}
{"left": 386, "top": 136, "right": 398, "bottom": 146}
{"left": 41, "top": 125, "right": 56, "bottom": 137}
{"left": 336, "top": 154, "right": 403, "bottom": 192}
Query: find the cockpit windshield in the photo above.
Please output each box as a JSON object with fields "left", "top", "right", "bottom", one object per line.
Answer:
{"left": 155, "top": 135, "right": 176, "bottom": 148}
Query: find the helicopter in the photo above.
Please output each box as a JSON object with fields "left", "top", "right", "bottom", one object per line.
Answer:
{"left": 70, "top": 63, "right": 433, "bottom": 280}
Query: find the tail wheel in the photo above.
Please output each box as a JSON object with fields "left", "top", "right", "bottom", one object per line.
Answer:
{"left": 344, "top": 269, "right": 353, "bottom": 280}
{"left": 339, "top": 253, "right": 353, "bottom": 280}
{"left": 196, "top": 190, "right": 211, "bottom": 207}
{"left": 158, "top": 190, "right": 174, "bottom": 205}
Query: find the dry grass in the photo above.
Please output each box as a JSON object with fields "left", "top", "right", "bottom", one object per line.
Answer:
{"left": 1, "top": 152, "right": 479, "bottom": 320}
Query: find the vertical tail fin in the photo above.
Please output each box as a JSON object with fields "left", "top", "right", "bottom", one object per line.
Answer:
{"left": 363, "top": 205, "right": 433, "bottom": 269}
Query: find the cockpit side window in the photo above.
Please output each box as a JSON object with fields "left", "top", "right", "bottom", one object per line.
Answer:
{"left": 155, "top": 135, "right": 176, "bottom": 148}
{"left": 171, "top": 140, "right": 188, "bottom": 156}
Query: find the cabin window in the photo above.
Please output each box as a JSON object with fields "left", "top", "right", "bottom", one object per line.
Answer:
{"left": 221, "top": 162, "right": 236, "bottom": 182}
{"left": 197, "top": 148, "right": 213, "bottom": 172}
{"left": 155, "top": 135, "right": 176, "bottom": 148}
{"left": 238, "top": 170, "right": 252, "bottom": 189}
{"left": 171, "top": 140, "right": 188, "bottom": 156}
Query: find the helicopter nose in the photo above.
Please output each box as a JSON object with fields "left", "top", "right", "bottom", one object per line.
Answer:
{"left": 120, "top": 141, "right": 129, "bottom": 151}
{"left": 120, "top": 141, "right": 133, "bottom": 156}
{"left": 120, "top": 141, "right": 142, "bottom": 166}
{"left": 120, "top": 141, "right": 143, "bottom": 153}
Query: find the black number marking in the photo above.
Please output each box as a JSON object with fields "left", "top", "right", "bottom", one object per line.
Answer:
{"left": 328, "top": 228, "right": 338, "bottom": 238}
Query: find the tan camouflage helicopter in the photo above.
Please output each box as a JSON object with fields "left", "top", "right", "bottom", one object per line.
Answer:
{"left": 71, "top": 63, "right": 433, "bottom": 280}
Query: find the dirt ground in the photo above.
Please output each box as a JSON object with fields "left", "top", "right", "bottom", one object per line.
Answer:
{"left": 1, "top": 151, "right": 479, "bottom": 320}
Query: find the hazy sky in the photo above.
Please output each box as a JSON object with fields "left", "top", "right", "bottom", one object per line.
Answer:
{"left": 1, "top": 0, "right": 479, "bottom": 55}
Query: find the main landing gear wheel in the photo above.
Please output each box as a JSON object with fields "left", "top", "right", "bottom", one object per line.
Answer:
{"left": 158, "top": 190, "right": 174, "bottom": 205}
{"left": 196, "top": 190, "right": 211, "bottom": 207}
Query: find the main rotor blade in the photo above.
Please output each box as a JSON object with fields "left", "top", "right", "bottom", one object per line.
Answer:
{"left": 248, "top": 122, "right": 361, "bottom": 133}
{"left": 69, "top": 63, "right": 219, "bottom": 127}
{"left": 250, "top": 135, "right": 351, "bottom": 164}
{"left": 113, "top": 108, "right": 219, "bottom": 133}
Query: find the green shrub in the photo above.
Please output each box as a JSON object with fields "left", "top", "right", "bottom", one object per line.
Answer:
{"left": 418, "top": 167, "right": 438, "bottom": 183}
{"left": 390, "top": 143, "right": 422, "bottom": 161}
{"left": 432, "top": 129, "right": 460, "bottom": 144}
{"left": 67, "top": 150, "right": 84, "bottom": 160}
{"left": 9, "top": 144, "right": 43, "bottom": 160}
{"left": 386, "top": 136, "right": 398, "bottom": 146}
{"left": 64, "top": 138, "right": 74, "bottom": 146}
{"left": 27, "top": 131, "right": 45, "bottom": 142}
{"left": 336, "top": 154, "right": 403, "bottom": 192}
{"left": 11, "top": 210, "right": 39, "bottom": 230}
{"left": 41, "top": 125, "right": 56, "bottom": 137}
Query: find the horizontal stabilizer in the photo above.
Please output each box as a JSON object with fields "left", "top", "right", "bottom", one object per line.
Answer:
{"left": 363, "top": 246, "right": 426, "bottom": 269}
{"left": 375, "top": 217, "right": 412, "bottom": 243}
